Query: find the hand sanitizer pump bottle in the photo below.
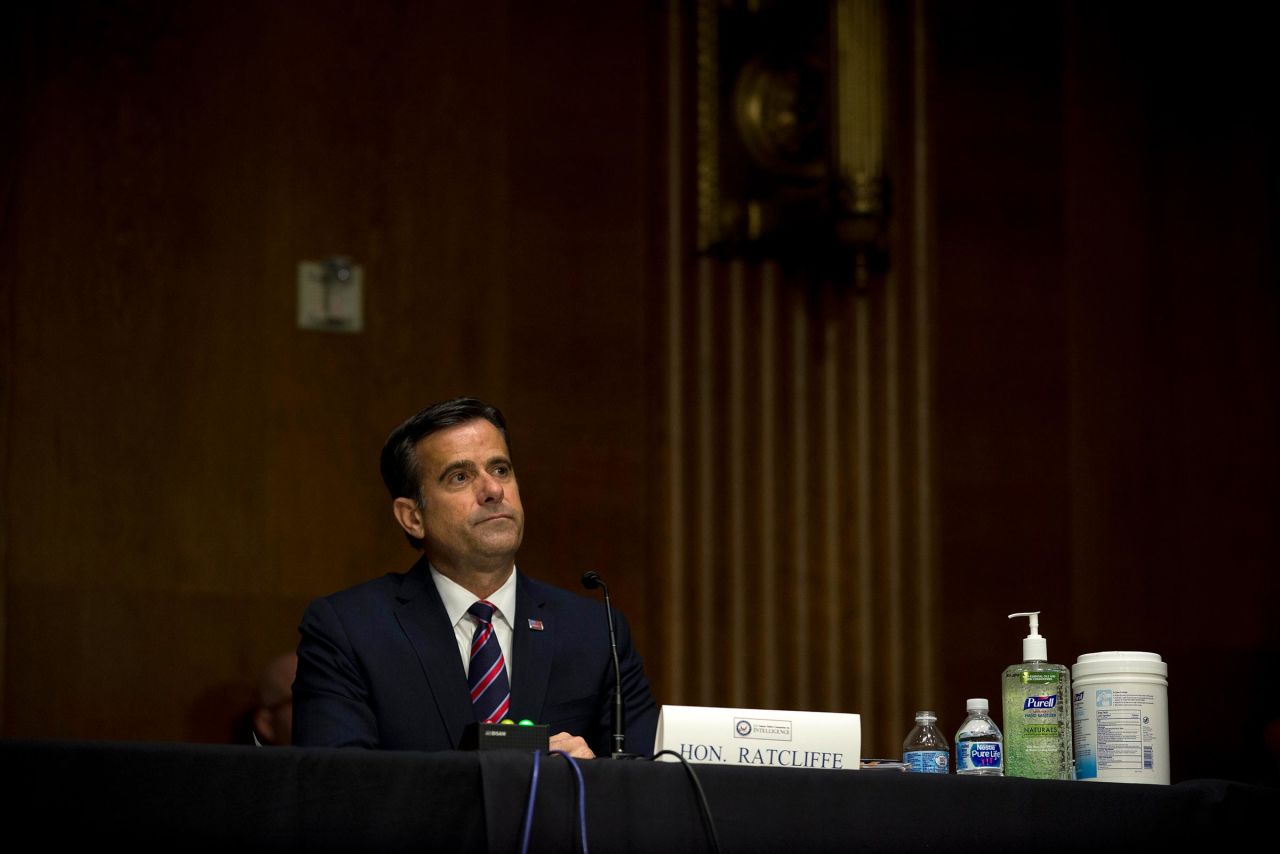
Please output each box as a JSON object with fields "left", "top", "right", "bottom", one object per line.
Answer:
{"left": 1002, "top": 611, "right": 1074, "bottom": 780}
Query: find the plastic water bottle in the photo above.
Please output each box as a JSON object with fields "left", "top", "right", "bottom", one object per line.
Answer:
{"left": 903, "top": 710, "right": 949, "bottom": 773}
{"left": 955, "top": 698, "right": 1003, "bottom": 776}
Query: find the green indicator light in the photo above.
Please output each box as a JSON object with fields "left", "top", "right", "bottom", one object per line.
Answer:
{"left": 517, "top": 719, "right": 535, "bottom": 727}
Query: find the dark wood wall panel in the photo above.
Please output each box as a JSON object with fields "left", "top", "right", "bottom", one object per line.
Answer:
{"left": 3, "top": 0, "right": 658, "bottom": 741}
{"left": 5, "top": 1, "right": 1276, "bottom": 783}
{"left": 931, "top": 1, "right": 1278, "bottom": 782}
{"left": 1059, "top": 3, "right": 1279, "bottom": 781}
{"left": 929, "top": 0, "right": 1075, "bottom": 735}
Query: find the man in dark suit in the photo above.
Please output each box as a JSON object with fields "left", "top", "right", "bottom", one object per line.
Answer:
{"left": 293, "top": 397, "right": 657, "bottom": 757}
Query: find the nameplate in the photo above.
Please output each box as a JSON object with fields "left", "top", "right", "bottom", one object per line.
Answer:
{"left": 654, "top": 705, "right": 860, "bottom": 771}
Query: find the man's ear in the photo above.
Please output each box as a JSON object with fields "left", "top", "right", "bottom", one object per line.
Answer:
{"left": 392, "top": 497, "right": 426, "bottom": 539}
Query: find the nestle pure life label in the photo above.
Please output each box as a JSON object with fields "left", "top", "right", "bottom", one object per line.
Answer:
{"left": 957, "top": 740, "right": 1003, "bottom": 772}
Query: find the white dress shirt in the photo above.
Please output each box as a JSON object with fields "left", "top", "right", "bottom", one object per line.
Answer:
{"left": 429, "top": 564, "right": 516, "bottom": 680}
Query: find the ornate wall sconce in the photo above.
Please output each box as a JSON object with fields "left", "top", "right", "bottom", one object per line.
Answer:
{"left": 696, "top": 0, "right": 889, "bottom": 284}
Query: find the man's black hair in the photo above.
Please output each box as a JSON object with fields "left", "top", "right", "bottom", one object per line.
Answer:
{"left": 379, "top": 397, "right": 511, "bottom": 549}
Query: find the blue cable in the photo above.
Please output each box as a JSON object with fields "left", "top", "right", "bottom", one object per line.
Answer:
{"left": 522, "top": 748, "right": 717, "bottom": 854}
{"left": 518, "top": 749, "right": 542, "bottom": 854}
{"left": 550, "top": 750, "right": 589, "bottom": 854}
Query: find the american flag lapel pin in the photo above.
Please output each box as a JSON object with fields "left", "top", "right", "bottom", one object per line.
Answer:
{"left": 527, "top": 618, "right": 544, "bottom": 631}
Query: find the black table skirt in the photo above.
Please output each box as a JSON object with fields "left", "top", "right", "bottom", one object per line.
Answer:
{"left": 3, "top": 740, "right": 1273, "bottom": 852}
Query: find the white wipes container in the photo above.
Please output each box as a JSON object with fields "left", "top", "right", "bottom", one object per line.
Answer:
{"left": 1071, "top": 651, "right": 1169, "bottom": 784}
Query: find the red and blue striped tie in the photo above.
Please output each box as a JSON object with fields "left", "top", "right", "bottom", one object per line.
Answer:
{"left": 467, "top": 600, "right": 511, "bottom": 724}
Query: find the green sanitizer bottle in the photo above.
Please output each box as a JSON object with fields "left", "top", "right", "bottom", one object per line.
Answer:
{"left": 1002, "top": 611, "right": 1074, "bottom": 780}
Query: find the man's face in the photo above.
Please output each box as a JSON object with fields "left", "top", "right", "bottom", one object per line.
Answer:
{"left": 404, "top": 418, "right": 524, "bottom": 574}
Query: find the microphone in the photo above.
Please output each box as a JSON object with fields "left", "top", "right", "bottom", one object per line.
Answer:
{"left": 581, "top": 570, "right": 634, "bottom": 759}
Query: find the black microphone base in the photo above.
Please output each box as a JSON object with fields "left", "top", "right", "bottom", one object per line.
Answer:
{"left": 462, "top": 722, "right": 551, "bottom": 751}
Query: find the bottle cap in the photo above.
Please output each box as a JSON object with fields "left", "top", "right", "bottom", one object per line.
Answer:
{"left": 1008, "top": 611, "right": 1048, "bottom": 661}
{"left": 965, "top": 698, "right": 988, "bottom": 713}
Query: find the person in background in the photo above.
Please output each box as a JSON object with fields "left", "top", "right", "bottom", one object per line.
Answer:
{"left": 253, "top": 652, "right": 297, "bottom": 746}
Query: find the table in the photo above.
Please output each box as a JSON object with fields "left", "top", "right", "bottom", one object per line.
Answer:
{"left": 2, "top": 740, "right": 1272, "bottom": 852}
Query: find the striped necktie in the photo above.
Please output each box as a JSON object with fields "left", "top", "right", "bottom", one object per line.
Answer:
{"left": 467, "top": 600, "right": 511, "bottom": 724}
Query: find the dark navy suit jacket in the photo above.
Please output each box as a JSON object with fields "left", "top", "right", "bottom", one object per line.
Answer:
{"left": 293, "top": 557, "right": 658, "bottom": 756}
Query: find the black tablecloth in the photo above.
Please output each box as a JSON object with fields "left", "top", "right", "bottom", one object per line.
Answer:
{"left": 3, "top": 740, "right": 1272, "bottom": 852}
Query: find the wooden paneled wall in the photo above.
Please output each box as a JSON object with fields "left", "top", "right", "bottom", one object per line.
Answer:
{"left": 656, "top": 3, "right": 935, "bottom": 759}
{"left": 928, "top": 2, "right": 1279, "bottom": 782}
{"left": 656, "top": 0, "right": 1278, "bottom": 774}
{"left": 5, "top": 1, "right": 1276, "bottom": 781}
{"left": 657, "top": 256, "right": 935, "bottom": 758}
{"left": 2, "top": 0, "right": 660, "bottom": 741}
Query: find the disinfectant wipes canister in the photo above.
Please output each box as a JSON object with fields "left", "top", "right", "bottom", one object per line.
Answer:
{"left": 1071, "top": 651, "right": 1169, "bottom": 784}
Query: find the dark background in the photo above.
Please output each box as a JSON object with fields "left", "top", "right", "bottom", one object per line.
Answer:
{"left": 3, "top": 1, "right": 1275, "bottom": 783}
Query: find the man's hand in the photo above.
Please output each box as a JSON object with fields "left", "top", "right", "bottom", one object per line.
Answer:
{"left": 549, "top": 731, "right": 596, "bottom": 759}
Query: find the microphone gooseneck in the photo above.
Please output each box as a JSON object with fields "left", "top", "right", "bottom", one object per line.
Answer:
{"left": 580, "top": 570, "right": 629, "bottom": 758}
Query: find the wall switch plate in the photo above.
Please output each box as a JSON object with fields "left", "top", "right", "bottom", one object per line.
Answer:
{"left": 297, "top": 257, "right": 363, "bottom": 333}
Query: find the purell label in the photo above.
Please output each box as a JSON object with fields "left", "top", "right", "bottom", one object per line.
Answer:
{"left": 1023, "top": 694, "right": 1058, "bottom": 710}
